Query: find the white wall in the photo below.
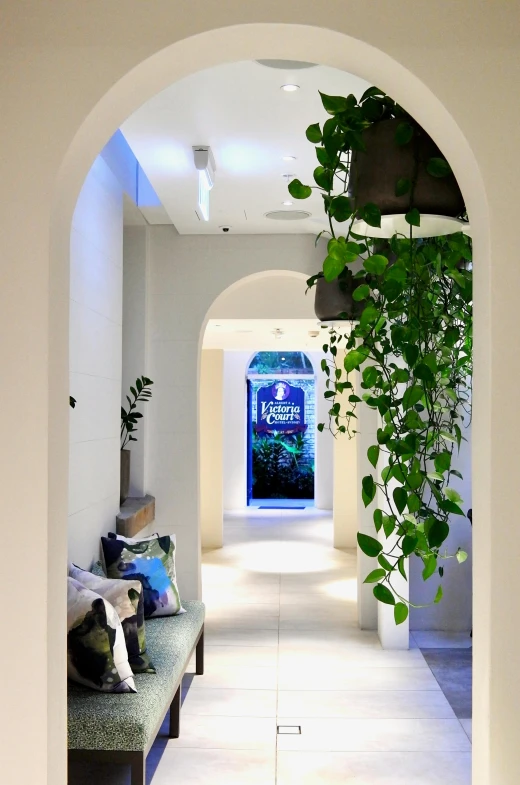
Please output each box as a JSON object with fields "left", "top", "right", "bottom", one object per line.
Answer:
{"left": 223, "top": 351, "right": 250, "bottom": 509}
{"left": 200, "top": 349, "right": 224, "bottom": 547}
{"left": 68, "top": 157, "right": 123, "bottom": 567}
{"left": 122, "top": 225, "right": 150, "bottom": 497}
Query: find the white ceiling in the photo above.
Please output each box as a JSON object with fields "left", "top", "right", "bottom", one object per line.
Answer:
{"left": 121, "top": 60, "right": 370, "bottom": 235}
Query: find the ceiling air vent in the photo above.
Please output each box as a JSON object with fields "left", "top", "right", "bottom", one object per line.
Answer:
{"left": 265, "top": 210, "right": 311, "bottom": 221}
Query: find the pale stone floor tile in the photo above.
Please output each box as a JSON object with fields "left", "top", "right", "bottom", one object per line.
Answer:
{"left": 276, "top": 717, "right": 471, "bottom": 752}
{"left": 277, "top": 689, "right": 456, "bottom": 719}
{"left": 162, "top": 715, "right": 276, "bottom": 750}
{"left": 205, "top": 602, "right": 280, "bottom": 619}
{"left": 203, "top": 629, "right": 279, "bottom": 647}
{"left": 276, "top": 751, "right": 471, "bottom": 785}
{"left": 188, "top": 662, "right": 278, "bottom": 690}
{"left": 150, "top": 748, "right": 276, "bottom": 785}
{"left": 182, "top": 687, "right": 277, "bottom": 717}
{"left": 204, "top": 616, "right": 280, "bottom": 631}
{"left": 277, "top": 665, "right": 440, "bottom": 691}
{"left": 203, "top": 645, "right": 279, "bottom": 667}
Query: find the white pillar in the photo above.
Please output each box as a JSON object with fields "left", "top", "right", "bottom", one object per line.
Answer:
{"left": 315, "top": 361, "right": 334, "bottom": 510}
{"left": 222, "top": 352, "right": 249, "bottom": 510}
{"left": 332, "top": 359, "right": 358, "bottom": 545}
{"left": 122, "top": 225, "right": 149, "bottom": 497}
{"left": 199, "top": 349, "right": 224, "bottom": 548}
{"left": 356, "top": 397, "right": 379, "bottom": 630}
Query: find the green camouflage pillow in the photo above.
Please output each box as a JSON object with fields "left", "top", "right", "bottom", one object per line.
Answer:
{"left": 101, "top": 534, "right": 184, "bottom": 618}
{"left": 67, "top": 577, "right": 136, "bottom": 693}
{"left": 68, "top": 565, "right": 155, "bottom": 674}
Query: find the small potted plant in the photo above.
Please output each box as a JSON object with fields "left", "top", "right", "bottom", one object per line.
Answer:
{"left": 120, "top": 376, "right": 153, "bottom": 505}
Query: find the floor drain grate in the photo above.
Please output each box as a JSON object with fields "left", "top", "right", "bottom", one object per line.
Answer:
{"left": 277, "top": 725, "right": 301, "bottom": 734}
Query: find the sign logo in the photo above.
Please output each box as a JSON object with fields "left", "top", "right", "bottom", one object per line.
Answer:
{"left": 255, "top": 381, "right": 306, "bottom": 434}
{"left": 272, "top": 381, "right": 290, "bottom": 401}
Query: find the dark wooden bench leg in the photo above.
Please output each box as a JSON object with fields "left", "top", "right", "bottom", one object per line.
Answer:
{"left": 169, "top": 684, "right": 181, "bottom": 738}
{"left": 129, "top": 751, "right": 146, "bottom": 785}
{"left": 196, "top": 627, "right": 204, "bottom": 675}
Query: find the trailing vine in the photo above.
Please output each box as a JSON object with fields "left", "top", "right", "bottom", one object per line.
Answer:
{"left": 289, "top": 88, "right": 472, "bottom": 624}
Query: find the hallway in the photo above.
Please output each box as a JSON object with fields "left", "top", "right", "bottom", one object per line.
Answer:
{"left": 150, "top": 509, "right": 471, "bottom": 784}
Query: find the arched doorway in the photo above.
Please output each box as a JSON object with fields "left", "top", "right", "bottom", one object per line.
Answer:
{"left": 3, "top": 16, "right": 501, "bottom": 785}
{"left": 247, "top": 351, "right": 315, "bottom": 507}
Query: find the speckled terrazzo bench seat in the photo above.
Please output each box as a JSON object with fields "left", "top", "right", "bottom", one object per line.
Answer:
{"left": 68, "top": 600, "right": 205, "bottom": 785}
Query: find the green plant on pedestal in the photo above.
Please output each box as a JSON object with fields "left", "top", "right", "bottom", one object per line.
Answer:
{"left": 289, "top": 88, "right": 472, "bottom": 623}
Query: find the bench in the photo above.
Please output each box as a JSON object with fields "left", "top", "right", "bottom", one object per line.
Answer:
{"left": 68, "top": 600, "right": 205, "bottom": 785}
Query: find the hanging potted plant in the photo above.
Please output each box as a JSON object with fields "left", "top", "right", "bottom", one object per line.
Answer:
{"left": 289, "top": 88, "right": 472, "bottom": 623}
{"left": 292, "top": 87, "right": 467, "bottom": 321}
{"left": 120, "top": 376, "right": 153, "bottom": 505}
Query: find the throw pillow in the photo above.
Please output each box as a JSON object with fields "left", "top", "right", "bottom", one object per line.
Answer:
{"left": 67, "top": 577, "right": 136, "bottom": 693}
{"left": 68, "top": 565, "right": 155, "bottom": 674}
{"left": 101, "top": 534, "right": 184, "bottom": 618}
{"left": 90, "top": 559, "right": 106, "bottom": 578}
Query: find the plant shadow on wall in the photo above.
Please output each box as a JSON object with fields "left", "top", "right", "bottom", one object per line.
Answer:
{"left": 289, "top": 87, "right": 472, "bottom": 625}
{"left": 252, "top": 431, "right": 314, "bottom": 499}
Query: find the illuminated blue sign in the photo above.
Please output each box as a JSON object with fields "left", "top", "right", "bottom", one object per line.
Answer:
{"left": 255, "top": 381, "right": 306, "bottom": 434}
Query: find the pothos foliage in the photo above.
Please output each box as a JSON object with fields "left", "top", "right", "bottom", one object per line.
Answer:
{"left": 289, "top": 87, "right": 472, "bottom": 624}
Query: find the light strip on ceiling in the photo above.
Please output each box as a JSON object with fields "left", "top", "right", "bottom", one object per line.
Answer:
{"left": 193, "top": 146, "right": 216, "bottom": 221}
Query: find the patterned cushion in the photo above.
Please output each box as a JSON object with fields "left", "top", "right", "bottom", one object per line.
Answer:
{"left": 68, "top": 600, "right": 205, "bottom": 751}
{"left": 90, "top": 560, "right": 106, "bottom": 578}
{"left": 67, "top": 578, "right": 136, "bottom": 694}
{"left": 68, "top": 565, "right": 155, "bottom": 674}
{"left": 101, "top": 534, "right": 184, "bottom": 618}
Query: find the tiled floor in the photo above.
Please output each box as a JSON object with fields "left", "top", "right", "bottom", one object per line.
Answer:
{"left": 70, "top": 508, "right": 472, "bottom": 784}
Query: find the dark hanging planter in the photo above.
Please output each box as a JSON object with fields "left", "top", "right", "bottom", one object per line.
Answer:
{"left": 120, "top": 449, "right": 131, "bottom": 506}
{"left": 314, "top": 270, "right": 365, "bottom": 322}
{"left": 349, "top": 118, "right": 464, "bottom": 220}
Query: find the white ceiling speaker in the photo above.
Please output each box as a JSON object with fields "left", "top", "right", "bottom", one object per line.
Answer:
{"left": 193, "top": 146, "right": 216, "bottom": 221}
{"left": 256, "top": 59, "right": 317, "bottom": 69}
{"left": 265, "top": 210, "right": 311, "bottom": 221}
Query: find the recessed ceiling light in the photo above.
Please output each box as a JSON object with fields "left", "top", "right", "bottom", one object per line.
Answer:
{"left": 281, "top": 84, "right": 300, "bottom": 92}
{"left": 282, "top": 155, "right": 297, "bottom": 161}
{"left": 282, "top": 201, "right": 293, "bottom": 206}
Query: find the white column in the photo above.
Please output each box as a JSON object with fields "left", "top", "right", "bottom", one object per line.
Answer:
{"left": 122, "top": 225, "right": 149, "bottom": 497}
{"left": 222, "top": 351, "right": 249, "bottom": 510}
{"left": 332, "top": 360, "right": 358, "bottom": 546}
{"left": 199, "top": 349, "right": 224, "bottom": 548}
{"left": 315, "top": 360, "right": 334, "bottom": 510}
{"left": 356, "top": 397, "right": 379, "bottom": 630}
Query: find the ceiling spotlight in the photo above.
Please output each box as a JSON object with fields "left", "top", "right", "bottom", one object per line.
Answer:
{"left": 282, "top": 201, "right": 293, "bottom": 206}
{"left": 282, "top": 155, "right": 297, "bottom": 161}
{"left": 281, "top": 84, "right": 300, "bottom": 92}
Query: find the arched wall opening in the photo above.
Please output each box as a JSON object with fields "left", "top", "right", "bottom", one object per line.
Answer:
{"left": 27, "top": 20, "right": 491, "bottom": 785}
{"left": 198, "top": 270, "right": 342, "bottom": 549}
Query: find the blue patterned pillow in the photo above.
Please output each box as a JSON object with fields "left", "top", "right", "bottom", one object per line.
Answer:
{"left": 101, "top": 534, "right": 184, "bottom": 618}
{"left": 67, "top": 578, "right": 136, "bottom": 693}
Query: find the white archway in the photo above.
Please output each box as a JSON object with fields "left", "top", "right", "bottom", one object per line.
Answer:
{"left": 9, "top": 20, "right": 492, "bottom": 785}
{"left": 199, "top": 268, "right": 336, "bottom": 543}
